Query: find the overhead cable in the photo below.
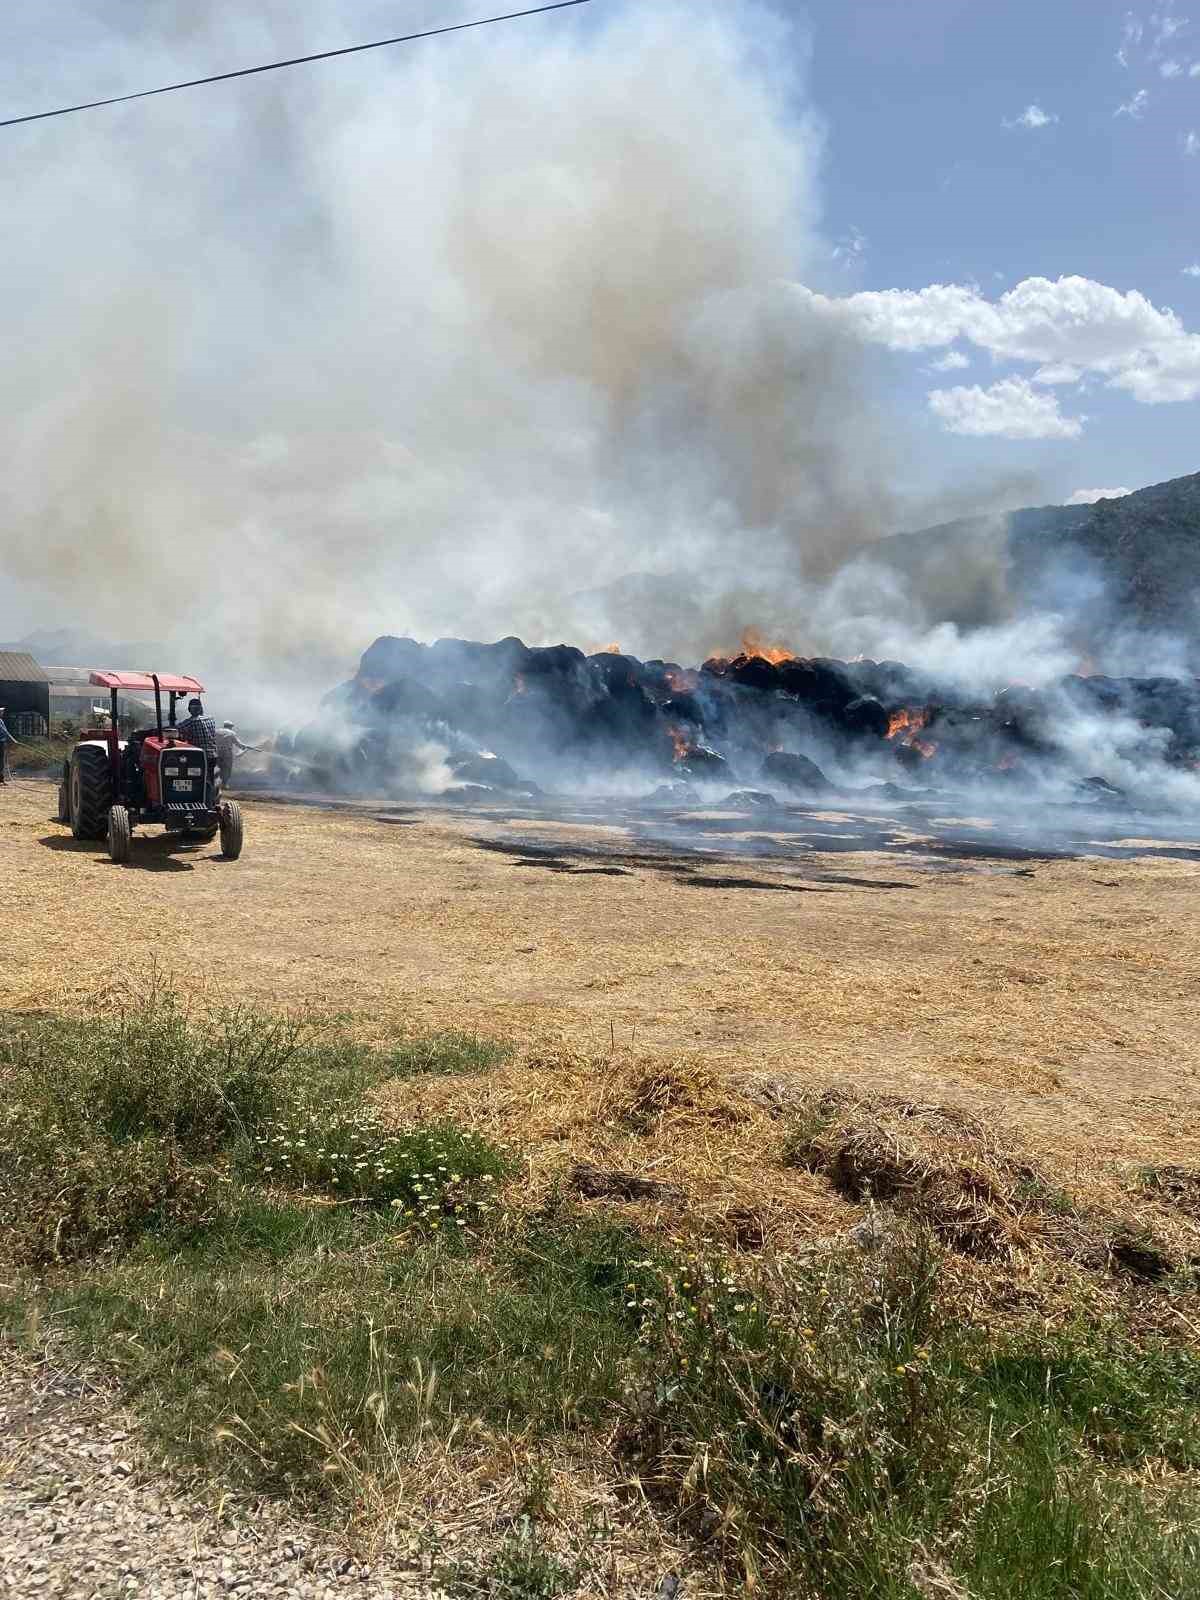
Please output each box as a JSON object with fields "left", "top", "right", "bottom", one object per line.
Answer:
{"left": 0, "top": 1, "right": 592, "bottom": 129}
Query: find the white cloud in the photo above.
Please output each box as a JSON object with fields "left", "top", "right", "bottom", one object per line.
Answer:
{"left": 1185, "top": 129, "right": 1200, "bottom": 154}
{"left": 1067, "top": 487, "right": 1133, "bottom": 504}
{"left": 1115, "top": 87, "right": 1150, "bottom": 116}
{"left": 832, "top": 225, "right": 867, "bottom": 265}
{"left": 1004, "top": 104, "right": 1058, "bottom": 129}
{"left": 1032, "top": 362, "right": 1082, "bottom": 385}
{"left": 797, "top": 273, "right": 1200, "bottom": 404}
{"left": 1191, "top": 59, "right": 1200, "bottom": 73}
{"left": 1118, "top": 15, "right": 1144, "bottom": 67}
{"left": 1154, "top": 11, "right": 1188, "bottom": 47}
{"left": 1184, "top": 263, "right": 1200, "bottom": 276}
{"left": 928, "top": 349, "right": 970, "bottom": 372}
{"left": 1161, "top": 57, "right": 1184, "bottom": 74}
{"left": 927, "top": 377, "right": 1085, "bottom": 439}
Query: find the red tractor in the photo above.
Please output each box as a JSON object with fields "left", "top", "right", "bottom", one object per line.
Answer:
{"left": 57, "top": 671, "right": 244, "bottom": 865}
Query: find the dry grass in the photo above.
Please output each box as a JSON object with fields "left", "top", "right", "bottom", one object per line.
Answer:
{"left": 376, "top": 1045, "right": 1200, "bottom": 1334}
{"left": 4, "top": 774, "right": 1200, "bottom": 1231}
{"left": 377, "top": 1048, "right": 844, "bottom": 1255}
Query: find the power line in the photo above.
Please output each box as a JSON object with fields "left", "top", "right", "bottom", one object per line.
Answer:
{"left": 0, "top": 0, "right": 592, "bottom": 130}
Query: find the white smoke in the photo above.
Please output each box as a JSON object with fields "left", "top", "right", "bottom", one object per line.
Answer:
{"left": 1, "top": 0, "right": 909, "bottom": 709}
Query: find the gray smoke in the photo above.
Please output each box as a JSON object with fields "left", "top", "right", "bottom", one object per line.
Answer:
{"left": 0, "top": 0, "right": 919, "bottom": 711}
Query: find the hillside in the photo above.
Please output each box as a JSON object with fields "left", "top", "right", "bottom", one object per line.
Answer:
{"left": 881, "top": 471, "right": 1200, "bottom": 649}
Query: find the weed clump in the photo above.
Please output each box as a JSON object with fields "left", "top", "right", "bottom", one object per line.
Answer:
{"left": 623, "top": 1230, "right": 1200, "bottom": 1596}
{"left": 0, "top": 995, "right": 510, "bottom": 1264}
{"left": 249, "top": 1107, "right": 509, "bottom": 1223}
{"left": 388, "top": 1030, "right": 510, "bottom": 1078}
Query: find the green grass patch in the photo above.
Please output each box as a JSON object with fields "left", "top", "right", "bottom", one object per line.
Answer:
{"left": 387, "top": 1030, "right": 511, "bottom": 1078}
{"left": 0, "top": 996, "right": 513, "bottom": 1264}
{"left": 3, "top": 1000, "right": 1199, "bottom": 1597}
{"left": 625, "top": 1238, "right": 1200, "bottom": 1597}
{"left": 2, "top": 1208, "right": 654, "bottom": 1502}
{"left": 247, "top": 1107, "right": 508, "bottom": 1221}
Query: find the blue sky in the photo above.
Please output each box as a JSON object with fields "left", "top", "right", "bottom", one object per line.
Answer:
{"left": 794, "top": 0, "right": 1200, "bottom": 503}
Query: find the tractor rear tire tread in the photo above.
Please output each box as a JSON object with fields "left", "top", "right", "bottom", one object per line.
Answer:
{"left": 70, "top": 745, "right": 113, "bottom": 841}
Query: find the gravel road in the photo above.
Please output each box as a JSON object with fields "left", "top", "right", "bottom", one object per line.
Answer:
{"left": 0, "top": 1354, "right": 447, "bottom": 1600}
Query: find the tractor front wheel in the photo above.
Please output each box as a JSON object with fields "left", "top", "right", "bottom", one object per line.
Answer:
{"left": 108, "top": 804, "right": 132, "bottom": 864}
{"left": 219, "top": 800, "right": 243, "bottom": 860}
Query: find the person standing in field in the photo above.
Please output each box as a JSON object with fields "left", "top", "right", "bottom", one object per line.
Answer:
{"left": 0, "top": 708, "right": 10, "bottom": 784}
{"left": 216, "top": 720, "right": 250, "bottom": 786}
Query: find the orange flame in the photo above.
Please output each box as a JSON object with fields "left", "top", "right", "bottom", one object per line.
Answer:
{"left": 887, "top": 706, "right": 937, "bottom": 760}
{"left": 886, "top": 707, "right": 928, "bottom": 740}
{"left": 667, "top": 724, "right": 690, "bottom": 762}
{"left": 738, "top": 627, "right": 795, "bottom": 665}
{"left": 665, "top": 667, "right": 699, "bottom": 694}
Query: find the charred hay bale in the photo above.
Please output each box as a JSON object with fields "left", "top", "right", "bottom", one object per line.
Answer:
{"left": 718, "top": 790, "right": 778, "bottom": 809}
{"left": 427, "top": 635, "right": 532, "bottom": 686}
{"left": 356, "top": 634, "right": 427, "bottom": 684}
{"left": 662, "top": 691, "right": 705, "bottom": 726}
{"left": 447, "top": 751, "right": 534, "bottom": 792}
{"left": 368, "top": 675, "right": 450, "bottom": 724}
{"left": 776, "top": 657, "right": 857, "bottom": 713}
{"left": 677, "top": 745, "right": 729, "bottom": 780}
{"left": 839, "top": 694, "right": 891, "bottom": 739}
{"left": 761, "top": 750, "right": 831, "bottom": 794}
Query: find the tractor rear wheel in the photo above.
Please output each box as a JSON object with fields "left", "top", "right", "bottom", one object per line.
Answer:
{"left": 69, "top": 745, "right": 112, "bottom": 840}
{"left": 108, "top": 804, "right": 132, "bottom": 864}
{"left": 219, "top": 800, "right": 244, "bottom": 860}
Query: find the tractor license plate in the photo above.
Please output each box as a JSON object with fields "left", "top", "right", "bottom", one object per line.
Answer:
{"left": 174, "top": 779, "right": 194, "bottom": 793}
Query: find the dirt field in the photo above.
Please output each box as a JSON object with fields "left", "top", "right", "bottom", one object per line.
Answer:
{"left": 3, "top": 774, "right": 1199, "bottom": 1186}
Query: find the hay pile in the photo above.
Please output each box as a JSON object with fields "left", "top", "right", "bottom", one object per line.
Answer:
{"left": 380, "top": 1056, "right": 1200, "bottom": 1309}
{"left": 377, "top": 1049, "right": 845, "bottom": 1252}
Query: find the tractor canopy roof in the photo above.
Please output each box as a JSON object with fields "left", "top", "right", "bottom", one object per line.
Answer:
{"left": 89, "top": 671, "right": 206, "bottom": 694}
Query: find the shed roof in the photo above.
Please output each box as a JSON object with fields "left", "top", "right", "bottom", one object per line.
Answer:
{"left": 0, "top": 652, "right": 51, "bottom": 683}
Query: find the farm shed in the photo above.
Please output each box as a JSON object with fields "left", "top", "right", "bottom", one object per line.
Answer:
{"left": 0, "top": 652, "right": 51, "bottom": 734}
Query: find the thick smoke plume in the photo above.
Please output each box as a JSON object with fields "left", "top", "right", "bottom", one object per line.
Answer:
{"left": 0, "top": 0, "right": 918, "bottom": 711}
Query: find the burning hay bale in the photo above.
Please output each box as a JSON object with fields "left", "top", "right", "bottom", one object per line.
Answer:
{"left": 298, "top": 624, "right": 1200, "bottom": 804}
